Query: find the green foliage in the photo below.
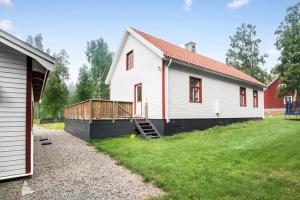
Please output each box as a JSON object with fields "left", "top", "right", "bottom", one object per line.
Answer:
{"left": 41, "top": 50, "right": 70, "bottom": 118}
{"left": 34, "top": 121, "right": 64, "bottom": 130}
{"left": 274, "top": 2, "right": 300, "bottom": 98}
{"left": 26, "top": 33, "right": 44, "bottom": 51}
{"left": 85, "top": 38, "right": 113, "bottom": 99}
{"left": 91, "top": 117, "right": 300, "bottom": 200}
{"left": 226, "top": 24, "right": 271, "bottom": 84}
{"left": 75, "top": 64, "right": 94, "bottom": 101}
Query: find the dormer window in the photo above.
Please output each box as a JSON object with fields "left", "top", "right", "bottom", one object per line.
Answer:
{"left": 126, "top": 50, "right": 134, "bottom": 70}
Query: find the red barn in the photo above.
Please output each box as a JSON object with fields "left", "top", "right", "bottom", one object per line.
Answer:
{"left": 264, "top": 77, "right": 292, "bottom": 113}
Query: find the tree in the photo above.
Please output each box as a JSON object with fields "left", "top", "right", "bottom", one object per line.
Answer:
{"left": 274, "top": 2, "right": 300, "bottom": 100}
{"left": 41, "top": 50, "right": 70, "bottom": 118}
{"left": 26, "top": 33, "right": 44, "bottom": 51}
{"left": 85, "top": 38, "right": 113, "bottom": 99}
{"left": 75, "top": 64, "right": 93, "bottom": 101}
{"left": 226, "top": 23, "right": 270, "bottom": 84}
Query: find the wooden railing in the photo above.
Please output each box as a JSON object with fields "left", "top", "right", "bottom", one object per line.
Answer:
{"left": 64, "top": 99, "right": 133, "bottom": 122}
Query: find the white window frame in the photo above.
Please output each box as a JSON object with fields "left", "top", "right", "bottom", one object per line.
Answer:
{"left": 284, "top": 96, "right": 293, "bottom": 104}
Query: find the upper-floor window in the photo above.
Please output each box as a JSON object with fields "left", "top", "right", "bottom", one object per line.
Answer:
{"left": 190, "top": 77, "right": 202, "bottom": 103}
{"left": 278, "top": 83, "right": 286, "bottom": 90}
{"left": 126, "top": 50, "right": 134, "bottom": 70}
{"left": 240, "top": 87, "right": 246, "bottom": 107}
{"left": 253, "top": 90, "right": 258, "bottom": 108}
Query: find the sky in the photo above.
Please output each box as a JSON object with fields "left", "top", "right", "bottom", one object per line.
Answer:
{"left": 0, "top": 0, "right": 298, "bottom": 84}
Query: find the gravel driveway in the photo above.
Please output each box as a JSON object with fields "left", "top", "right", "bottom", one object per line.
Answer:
{"left": 0, "top": 127, "right": 164, "bottom": 200}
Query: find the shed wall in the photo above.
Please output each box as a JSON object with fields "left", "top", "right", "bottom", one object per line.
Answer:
{"left": 0, "top": 43, "right": 27, "bottom": 179}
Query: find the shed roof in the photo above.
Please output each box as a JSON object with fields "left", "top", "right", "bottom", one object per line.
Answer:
{"left": 0, "top": 29, "right": 55, "bottom": 71}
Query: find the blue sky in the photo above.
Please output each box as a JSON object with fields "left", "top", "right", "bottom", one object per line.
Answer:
{"left": 0, "top": 0, "right": 298, "bottom": 83}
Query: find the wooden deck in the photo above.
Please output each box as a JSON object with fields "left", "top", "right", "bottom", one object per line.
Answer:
{"left": 64, "top": 100, "right": 133, "bottom": 122}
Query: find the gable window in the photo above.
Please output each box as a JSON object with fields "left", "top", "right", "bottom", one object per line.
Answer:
{"left": 240, "top": 87, "right": 246, "bottom": 107}
{"left": 253, "top": 90, "right": 258, "bottom": 108}
{"left": 189, "top": 77, "right": 202, "bottom": 103}
{"left": 126, "top": 50, "right": 134, "bottom": 70}
{"left": 278, "top": 83, "right": 286, "bottom": 90}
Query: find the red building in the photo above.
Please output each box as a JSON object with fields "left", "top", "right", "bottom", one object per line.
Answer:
{"left": 264, "top": 77, "right": 292, "bottom": 113}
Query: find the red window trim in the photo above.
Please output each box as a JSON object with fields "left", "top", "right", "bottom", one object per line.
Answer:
{"left": 253, "top": 90, "right": 258, "bottom": 108}
{"left": 189, "top": 76, "right": 202, "bottom": 103}
{"left": 240, "top": 87, "right": 247, "bottom": 107}
{"left": 126, "top": 50, "right": 134, "bottom": 70}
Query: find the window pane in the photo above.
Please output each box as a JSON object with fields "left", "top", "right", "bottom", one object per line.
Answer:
{"left": 137, "top": 86, "right": 141, "bottom": 102}
{"left": 190, "top": 87, "right": 194, "bottom": 101}
{"left": 194, "top": 88, "right": 199, "bottom": 101}
{"left": 191, "top": 78, "right": 199, "bottom": 87}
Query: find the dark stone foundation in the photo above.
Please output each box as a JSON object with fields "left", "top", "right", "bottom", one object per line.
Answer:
{"left": 65, "top": 118, "right": 262, "bottom": 141}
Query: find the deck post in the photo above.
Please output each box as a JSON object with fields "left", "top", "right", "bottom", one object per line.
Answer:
{"left": 112, "top": 101, "right": 115, "bottom": 123}
{"left": 89, "top": 100, "right": 93, "bottom": 124}
{"left": 116, "top": 102, "right": 119, "bottom": 119}
{"left": 82, "top": 102, "right": 84, "bottom": 121}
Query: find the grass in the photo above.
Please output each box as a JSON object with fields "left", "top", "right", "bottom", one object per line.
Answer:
{"left": 34, "top": 120, "right": 64, "bottom": 130}
{"left": 91, "top": 117, "right": 300, "bottom": 200}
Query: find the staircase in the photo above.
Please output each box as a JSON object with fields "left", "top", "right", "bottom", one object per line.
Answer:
{"left": 134, "top": 119, "right": 161, "bottom": 139}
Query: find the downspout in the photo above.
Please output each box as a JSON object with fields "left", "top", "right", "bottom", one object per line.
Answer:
{"left": 165, "top": 58, "right": 172, "bottom": 123}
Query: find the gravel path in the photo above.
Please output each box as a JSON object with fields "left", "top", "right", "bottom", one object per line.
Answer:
{"left": 0, "top": 127, "right": 164, "bottom": 200}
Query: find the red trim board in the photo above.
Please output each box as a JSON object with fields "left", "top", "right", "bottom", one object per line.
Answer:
{"left": 26, "top": 57, "right": 32, "bottom": 174}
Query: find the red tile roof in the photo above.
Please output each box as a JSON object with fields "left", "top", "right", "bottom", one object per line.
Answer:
{"left": 132, "top": 28, "right": 264, "bottom": 87}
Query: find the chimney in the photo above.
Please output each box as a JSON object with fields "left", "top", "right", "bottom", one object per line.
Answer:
{"left": 185, "top": 42, "right": 196, "bottom": 53}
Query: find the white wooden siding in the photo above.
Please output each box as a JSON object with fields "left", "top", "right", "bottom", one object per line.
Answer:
{"left": 0, "top": 43, "right": 26, "bottom": 179}
{"left": 110, "top": 34, "right": 162, "bottom": 119}
{"left": 168, "top": 64, "right": 264, "bottom": 119}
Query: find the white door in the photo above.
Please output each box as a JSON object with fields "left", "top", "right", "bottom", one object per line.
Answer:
{"left": 135, "top": 83, "right": 142, "bottom": 116}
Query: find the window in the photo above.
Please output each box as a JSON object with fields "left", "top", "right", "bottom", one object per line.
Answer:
{"left": 136, "top": 85, "right": 142, "bottom": 102}
{"left": 278, "top": 83, "right": 286, "bottom": 90}
{"left": 126, "top": 50, "right": 134, "bottom": 70}
{"left": 253, "top": 90, "right": 258, "bottom": 108}
{"left": 189, "top": 77, "right": 202, "bottom": 103}
{"left": 284, "top": 96, "right": 293, "bottom": 104}
{"left": 240, "top": 87, "right": 246, "bottom": 107}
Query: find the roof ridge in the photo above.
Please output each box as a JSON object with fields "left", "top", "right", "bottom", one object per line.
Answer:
{"left": 131, "top": 27, "right": 264, "bottom": 87}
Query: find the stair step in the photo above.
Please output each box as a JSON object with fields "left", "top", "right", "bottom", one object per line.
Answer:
{"left": 145, "top": 132, "right": 157, "bottom": 135}
{"left": 138, "top": 122, "right": 150, "bottom": 125}
{"left": 142, "top": 128, "right": 155, "bottom": 131}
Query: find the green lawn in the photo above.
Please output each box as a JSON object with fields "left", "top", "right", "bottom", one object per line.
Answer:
{"left": 34, "top": 121, "right": 65, "bottom": 130}
{"left": 91, "top": 117, "right": 300, "bottom": 200}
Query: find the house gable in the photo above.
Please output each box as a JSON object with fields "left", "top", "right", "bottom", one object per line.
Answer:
{"left": 109, "top": 32, "right": 163, "bottom": 119}
{"left": 105, "top": 27, "right": 163, "bottom": 85}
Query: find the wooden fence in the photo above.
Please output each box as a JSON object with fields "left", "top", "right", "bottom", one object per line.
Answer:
{"left": 64, "top": 100, "right": 133, "bottom": 122}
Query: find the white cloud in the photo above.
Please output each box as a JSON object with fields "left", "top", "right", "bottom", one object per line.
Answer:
{"left": 227, "top": 0, "right": 249, "bottom": 9}
{"left": 267, "top": 48, "right": 280, "bottom": 56}
{"left": 183, "top": 0, "right": 193, "bottom": 11}
{"left": 0, "top": 0, "right": 13, "bottom": 7}
{"left": 0, "top": 20, "right": 13, "bottom": 31}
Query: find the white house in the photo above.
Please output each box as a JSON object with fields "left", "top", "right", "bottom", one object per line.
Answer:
{"left": 0, "top": 29, "right": 54, "bottom": 180}
{"left": 105, "top": 27, "right": 265, "bottom": 135}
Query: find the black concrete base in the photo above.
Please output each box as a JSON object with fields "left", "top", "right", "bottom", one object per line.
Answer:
{"left": 65, "top": 119, "right": 135, "bottom": 141}
{"left": 64, "top": 119, "right": 91, "bottom": 141}
{"left": 65, "top": 118, "right": 262, "bottom": 141}
{"left": 163, "top": 118, "right": 262, "bottom": 136}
